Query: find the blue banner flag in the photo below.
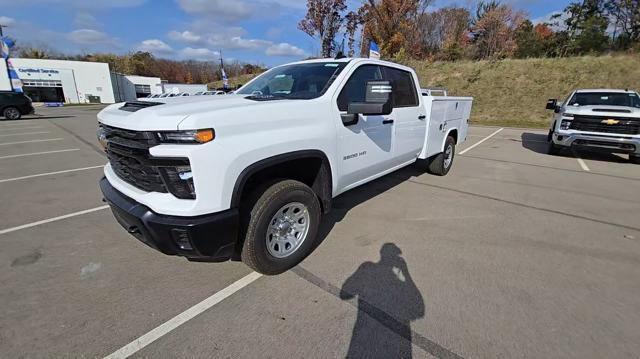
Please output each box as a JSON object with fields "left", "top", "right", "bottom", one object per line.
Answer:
{"left": 369, "top": 42, "right": 380, "bottom": 59}
{"left": 7, "top": 59, "right": 23, "bottom": 92}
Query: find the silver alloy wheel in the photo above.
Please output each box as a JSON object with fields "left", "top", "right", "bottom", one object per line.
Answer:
{"left": 266, "top": 202, "right": 311, "bottom": 258}
{"left": 4, "top": 107, "right": 20, "bottom": 120}
{"left": 443, "top": 144, "right": 453, "bottom": 169}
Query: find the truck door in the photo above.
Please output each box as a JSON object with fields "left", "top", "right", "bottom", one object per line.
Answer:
{"left": 383, "top": 66, "right": 425, "bottom": 164}
{"left": 334, "top": 64, "right": 394, "bottom": 191}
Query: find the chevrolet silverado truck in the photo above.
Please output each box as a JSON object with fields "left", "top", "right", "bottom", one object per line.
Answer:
{"left": 546, "top": 89, "right": 640, "bottom": 164}
{"left": 97, "top": 58, "right": 472, "bottom": 274}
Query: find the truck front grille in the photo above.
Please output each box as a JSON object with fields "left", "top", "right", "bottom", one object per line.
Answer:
{"left": 103, "top": 125, "right": 193, "bottom": 198}
{"left": 570, "top": 115, "right": 640, "bottom": 135}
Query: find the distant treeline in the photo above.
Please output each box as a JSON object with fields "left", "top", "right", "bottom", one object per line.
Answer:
{"left": 299, "top": 0, "right": 640, "bottom": 61}
{"left": 14, "top": 47, "right": 267, "bottom": 84}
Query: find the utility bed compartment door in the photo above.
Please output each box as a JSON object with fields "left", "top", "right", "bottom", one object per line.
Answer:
{"left": 420, "top": 97, "right": 472, "bottom": 159}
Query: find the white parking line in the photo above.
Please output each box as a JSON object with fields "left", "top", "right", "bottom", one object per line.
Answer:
{"left": 0, "top": 122, "right": 41, "bottom": 127}
{"left": 104, "top": 272, "right": 263, "bottom": 359}
{"left": 0, "top": 126, "right": 43, "bottom": 131}
{"left": 459, "top": 128, "right": 504, "bottom": 155}
{"left": 0, "top": 138, "right": 63, "bottom": 146}
{"left": 0, "top": 131, "right": 50, "bottom": 137}
{"left": 0, "top": 148, "right": 79, "bottom": 160}
{"left": 0, "top": 165, "right": 104, "bottom": 183}
{"left": 576, "top": 157, "right": 590, "bottom": 172}
{"left": 0, "top": 205, "right": 110, "bottom": 235}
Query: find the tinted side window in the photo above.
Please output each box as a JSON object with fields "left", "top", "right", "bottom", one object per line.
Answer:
{"left": 384, "top": 67, "right": 418, "bottom": 107}
{"left": 337, "top": 65, "right": 383, "bottom": 111}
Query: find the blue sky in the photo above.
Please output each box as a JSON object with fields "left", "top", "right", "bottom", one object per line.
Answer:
{"left": 0, "top": 0, "right": 572, "bottom": 66}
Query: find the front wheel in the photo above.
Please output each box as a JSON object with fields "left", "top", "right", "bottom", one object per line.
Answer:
{"left": 427, "top": 136, "right": 456, "bottom": 176}
{"left": 2, "top": 107, "right": 21, "bottom": 121}
{"left": 630, "top": 155, "right": 640, "bottom": 165}
{"left": 240, "top": 180, "right": 321, "bottom": 275}
{"left": 548, "top": 141, "right": 561, "bottom": 155}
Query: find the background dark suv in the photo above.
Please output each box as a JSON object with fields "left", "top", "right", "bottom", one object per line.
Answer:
{"left": 0, "top": 91, "right": 35, "bottom": 120}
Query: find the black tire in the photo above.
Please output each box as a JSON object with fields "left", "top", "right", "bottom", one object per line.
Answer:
{"left": 630, "top": 155, "right": 640, "bottom": 165}
{"left": 2, "top": 107, "right": 21, "bottom": 121}
{"left": 240, "top": 180, "right": 321, "bottom": 275}
{"left": 548, "top": 141, "right": 561, "bottom": 155}
{"left": 427, "top": 136, "right": 456, "bottom": 176}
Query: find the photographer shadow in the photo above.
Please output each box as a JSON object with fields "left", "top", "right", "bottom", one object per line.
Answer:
{"left": 340, "top": 243, "right": 424, "bottom": 359}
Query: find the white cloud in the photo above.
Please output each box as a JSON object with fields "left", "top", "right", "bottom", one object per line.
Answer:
{"left": 0, "top": 16, "right": 15, "bottom": 26}
{"left": 0, "top": 0, "right": 146, "bottom": 8}
{"left": 136, "top": 39, "right": 174, "bottom": 55}
{"left": 169, "top": 27, "right": 275, "bottom": 51}
{"left": 176, "top": 0, "right": 253, "bottom": 21}
{"left": 168, "top": 30, "right": 202, "bottom": 44}
{"left": 67, "top": 29, "right": 119, "bottom": 48}
{"left": 179, "top": 47, "right": 220, "bottom": 60}
{"left": 74, "top": 13, "right": 100, "bottom": 29}
{"left": 265, "top": 42, "right": 307, "bottom": 57}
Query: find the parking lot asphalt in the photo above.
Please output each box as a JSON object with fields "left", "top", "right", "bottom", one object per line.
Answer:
{"left": 1, "top": 106, "right": 639, "bottom": 358}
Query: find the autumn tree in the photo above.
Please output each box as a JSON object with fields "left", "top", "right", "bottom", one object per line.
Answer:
{"left": 605, "top": 0, "right": 640, "bottom": 49}
{"left": 298, "top": 0, "right": 347, "bottom": 57}
{"left": 470, "top": 1, "right": 524, "bottom": 59}
{"left": 416, "top": 7, "right": 471, "bottom": 60}
{"left": 359, "top": 0, "right": 431, "bottom": 58}
{"left": 560, "top": 0, "right": 610, "bottom": 54}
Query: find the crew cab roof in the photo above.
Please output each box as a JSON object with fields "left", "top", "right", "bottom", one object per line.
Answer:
{"left": 282, "top": 57, "right": 415, "bottom": 73}
{"left": 575, "top": 89, "right": 637, "bottom": 94}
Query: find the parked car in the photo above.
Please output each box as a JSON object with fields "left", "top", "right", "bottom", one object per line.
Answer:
{"left": 546, "top": 89, "right": 640, "bottom": 164}
{"left": 97, "top": 58, "right": 473, "bottom": 274}
{"left": 0, "top": 91, "right": 35, "bottom": 120}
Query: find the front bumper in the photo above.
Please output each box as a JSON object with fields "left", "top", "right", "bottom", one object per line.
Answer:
{"left": 552, "top": 131, "right": 640, "bottom": 154}
{"left": 100, "top": 177, "right": 239, "bottom": 261}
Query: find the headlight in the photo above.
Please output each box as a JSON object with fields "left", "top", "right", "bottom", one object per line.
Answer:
{"left": 560, "top": 120, "right": 572, "bottom": 130}
{"left": 97, "top": 125, "right": 108, "bottom": 150}
{"left": 156, "top": 129, "right": 214, "bottom": 144}
{"left": 562, "top": 113, "right": 575, "bottom": 118}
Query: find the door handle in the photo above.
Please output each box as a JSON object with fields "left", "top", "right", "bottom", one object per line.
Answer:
{"left": 418, "top": 115, "right": 426, "bottom": 120}
{"left": 382, "top": 119, "right": 394, "bottom": 125}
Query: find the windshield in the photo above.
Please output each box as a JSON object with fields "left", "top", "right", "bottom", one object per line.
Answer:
{"left": 237, "top": 62, "right": 348, "bottom": 100}
{"left": 568, "top": 92, "right": 640, "bottom": 108}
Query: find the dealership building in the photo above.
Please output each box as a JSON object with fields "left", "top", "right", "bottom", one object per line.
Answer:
{"left": 0, "top": 58, "right": 199, "bottom": 104}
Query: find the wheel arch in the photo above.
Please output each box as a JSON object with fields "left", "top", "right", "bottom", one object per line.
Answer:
{"left": 441, "top": 127, "right": 459, "bottom": 151}
{"left": 230, "top": 150, "right": 334, "bottom": 213}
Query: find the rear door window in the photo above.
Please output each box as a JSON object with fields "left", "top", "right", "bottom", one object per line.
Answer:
{"left": 383, "top": 67, "right": 419, "bottom": 107}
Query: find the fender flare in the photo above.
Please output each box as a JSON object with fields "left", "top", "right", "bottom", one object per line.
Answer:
{"left": 230, "top": 150, "right": 333, "bottom": 212}
{"left": 442, "top": 127, "right": 459, "bottom": 150}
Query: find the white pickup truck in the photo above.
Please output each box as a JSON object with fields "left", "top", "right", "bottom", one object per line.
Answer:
{"left": 97, "top": 58, "right": 472, "bottom": 274}
{"left": 546, "top": 89, "right": 640, "bottom": 163}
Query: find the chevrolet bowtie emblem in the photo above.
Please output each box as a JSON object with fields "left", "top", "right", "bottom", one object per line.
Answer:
{"left": 601, "top": 119, "right": 620, "bottom": 125}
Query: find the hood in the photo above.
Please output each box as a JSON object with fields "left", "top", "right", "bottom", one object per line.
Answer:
{"left": 97, "top": 95, "right": 270, "bottom": 131}
{"left": 563, "top": 105, "right": 640, "bottom": 118}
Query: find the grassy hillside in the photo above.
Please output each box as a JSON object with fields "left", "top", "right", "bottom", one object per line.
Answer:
{"left": 409, "top": 54, "right": 640, "bottom": 128}
{"left": 213, "top": 54, "right": 640, "bottom": 128}
{"left": 208, "top": 73, "right": 260, "bottom": 90}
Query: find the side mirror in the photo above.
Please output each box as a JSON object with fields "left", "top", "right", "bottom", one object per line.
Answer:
{"left": 546, "top": 99, "right": 557, "bottom": 111}
{"left": 347, "top": 81, "right": 393, "bottom": 118}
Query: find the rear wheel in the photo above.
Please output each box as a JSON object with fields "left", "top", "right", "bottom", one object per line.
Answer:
{"left": 427, "top": 136, "right": 456, "bottom": 176}
{"left": 240, "top": 180, "right": 321, "bottom": 275}
{"left": 630, "top": 155, "right": 640, "bottom": 165}
{"left": 2, "top": 107, "right": 21, "bottom": 121}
